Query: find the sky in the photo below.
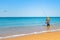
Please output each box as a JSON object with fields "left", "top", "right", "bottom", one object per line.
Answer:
{"left": 0, "top": 0, "right": 60, "bottom": 17}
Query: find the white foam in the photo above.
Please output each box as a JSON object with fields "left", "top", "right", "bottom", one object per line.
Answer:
{"left": 0, "top": 29, "right": 60, "bottom": 39}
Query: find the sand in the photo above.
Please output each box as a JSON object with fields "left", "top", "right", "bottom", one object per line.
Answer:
{"left": 2, "top": 31, "right": 60, "bottom": 40}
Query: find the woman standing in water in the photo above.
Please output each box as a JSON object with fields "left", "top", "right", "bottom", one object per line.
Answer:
{"left": 46, "top": 17, "right": 50, "bottom": 30}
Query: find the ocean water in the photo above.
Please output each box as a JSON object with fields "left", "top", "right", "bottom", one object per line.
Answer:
{"left": 0, "top": 17, "right": 60, "bottom": 27}
{"left": 0, "top": 17, "right": 60, "bottom": 37}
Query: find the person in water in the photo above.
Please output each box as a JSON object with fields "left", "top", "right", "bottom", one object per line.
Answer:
{"left": 46, "top": 17, "right": 50, "bottom": 30}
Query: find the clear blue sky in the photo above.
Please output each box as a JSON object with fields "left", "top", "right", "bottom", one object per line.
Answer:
{"left": 0, "top": 0, "right": 60, "bottom": 17}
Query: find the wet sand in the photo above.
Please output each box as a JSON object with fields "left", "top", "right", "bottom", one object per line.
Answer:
{"left": 2, "top": 31, "right": 60, "bottom": 40}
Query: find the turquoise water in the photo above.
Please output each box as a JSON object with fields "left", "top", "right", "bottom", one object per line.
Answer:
{"left": 0, "top": 17, "right": 60, "bottom": 27}
{"left": 0, "top": 17, "right": 60, "bottom": 37}
{"left": 0, "top": 17, "right": 45, "bottom": 27}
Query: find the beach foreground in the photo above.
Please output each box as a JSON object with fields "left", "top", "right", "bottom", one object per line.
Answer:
{"left": 2, "top": 31, "right": 60, "bottom": 40}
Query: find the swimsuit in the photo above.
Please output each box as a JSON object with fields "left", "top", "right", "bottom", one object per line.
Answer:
{"left": 47, "top": 23, "right": 50, "bottom": 26}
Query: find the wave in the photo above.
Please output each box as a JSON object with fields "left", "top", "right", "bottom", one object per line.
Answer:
{"left": 0, "top": 29, "right": 60, "bottom": 39}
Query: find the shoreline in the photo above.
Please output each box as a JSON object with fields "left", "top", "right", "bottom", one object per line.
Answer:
{"left": 0, "top": 24, "right": 60, "bottom": 37}
{"left": 0, "top": 29, "right": 60, "bottom": 40}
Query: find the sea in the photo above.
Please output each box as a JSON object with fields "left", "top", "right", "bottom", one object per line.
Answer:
{"left": 0, "top": 17, "right": 60, "bottom": 38}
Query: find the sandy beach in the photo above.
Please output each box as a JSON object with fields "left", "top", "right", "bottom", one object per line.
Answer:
{"left": 2, "top": 31, "right": 60, "bottom": 40}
